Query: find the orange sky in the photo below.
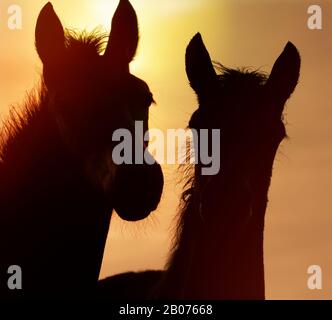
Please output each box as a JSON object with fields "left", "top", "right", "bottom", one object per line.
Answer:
{"left": 1, "top": 0, "right": 331, "bottom": 299}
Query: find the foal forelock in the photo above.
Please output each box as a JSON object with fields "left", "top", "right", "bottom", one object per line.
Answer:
{"left": 214, "top": 63, "right": 268, "bottom": 87}
{"left": 65, "top": 29, "right": 108, "bottom": 57}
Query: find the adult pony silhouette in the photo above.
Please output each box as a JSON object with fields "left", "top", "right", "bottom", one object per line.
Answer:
{"left": 0, "top": 0, "right": 163, "bottom": 298}
{"left": 98, "top": 33, "right": 301, "bottom": 299}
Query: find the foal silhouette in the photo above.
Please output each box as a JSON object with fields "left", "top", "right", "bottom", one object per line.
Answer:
{"left": 98, "top": 33, "right": 301, "bottom": 299}
{"left": 0, "top": 0, "right": 163, "bottom": 297}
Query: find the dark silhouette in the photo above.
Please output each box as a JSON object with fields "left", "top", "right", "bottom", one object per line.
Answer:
{"left": 98, "top": 271, "right": 162, "bottom": 299}
{"left": 0, "top": 0, "right": 163, "bottom": 298}
{"left": 98, "top": 33, "right": 301, "bottom": 300}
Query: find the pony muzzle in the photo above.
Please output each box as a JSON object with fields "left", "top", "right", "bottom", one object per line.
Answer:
{"left": 113, "top": 159, "right": 164, "bottom": 221}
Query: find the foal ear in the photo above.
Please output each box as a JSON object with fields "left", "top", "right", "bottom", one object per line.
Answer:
{"left": 35, "top": 3, "right": 65, "bottom": 66}
{"left": 185, "top": 33, "right": 217, "bottom": 96}
{"left": 266, "top": 42, "right": 301, "bottom": 113}
{"left": 104, "top": 0, "right": 139, "bottom": 70}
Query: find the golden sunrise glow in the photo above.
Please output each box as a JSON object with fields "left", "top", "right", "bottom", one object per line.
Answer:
{"left": 1, "top": 0, "right": 331, "bottom": 299}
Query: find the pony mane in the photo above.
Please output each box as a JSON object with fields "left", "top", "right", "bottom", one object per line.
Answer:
{"left": 0, "top": 84, "right": 48, "bottom": 165}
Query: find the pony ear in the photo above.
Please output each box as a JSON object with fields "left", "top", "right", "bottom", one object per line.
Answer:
{"left": 35, "top": 2, "right": 65, "bottom": 66}
{"left": 104, "top": 0, "right": 139, "bottom": 70}
{"left": 185, "top": 33, "right": 217, "bottom": 96}
{"left": 265, "top": 42, "right": 301, "bottom": 114}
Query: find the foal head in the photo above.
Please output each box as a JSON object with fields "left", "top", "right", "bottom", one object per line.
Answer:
{"left": 165, "top": 35, "right": 301, "bottom": 299}
{"left": 35, "top": 0, "right": 163, "bottom": 221}
{"left": 186, "top": 33, "right": 301, "bottom": 186}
